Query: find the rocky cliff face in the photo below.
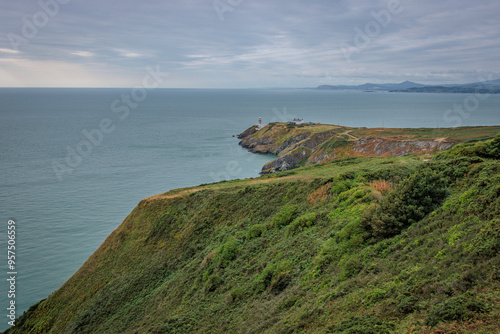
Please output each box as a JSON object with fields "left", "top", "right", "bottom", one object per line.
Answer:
{"left": 238, "top": 123, "right": 456, "bottom": 174}
{"left": 353, "top": 138, "right": 455, "bottom": 156}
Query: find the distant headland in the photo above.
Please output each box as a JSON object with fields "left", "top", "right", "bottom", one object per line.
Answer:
{"left": 238, "top": 120, "right": 500, "bottom": 174}
{"left": 315, "top": 79, "right": 500, "bottom": 93}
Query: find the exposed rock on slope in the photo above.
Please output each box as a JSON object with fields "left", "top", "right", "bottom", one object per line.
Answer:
{"left": 353, "top": 138, "right": 454, "bottom": 156}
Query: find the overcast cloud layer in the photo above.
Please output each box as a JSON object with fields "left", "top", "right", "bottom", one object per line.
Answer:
{"left": 0, "top": 0, "right": 499, "bottom": 88}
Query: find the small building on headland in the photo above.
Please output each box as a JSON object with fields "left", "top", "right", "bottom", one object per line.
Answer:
{"left": 256, "top": 117, "right": 264, "bottom": 130}
{"left": 288, "top": 118, "right": 314, "bottom": 125}
{"left": 290, "top": 118, "right": 304, "bottom": 125}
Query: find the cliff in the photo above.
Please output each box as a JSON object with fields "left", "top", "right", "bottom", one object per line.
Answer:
{"left": 238, "top": 123, "right": 500, "bottom": 174}
{"left": 5, "top": 134, "right": 500, "bottom": 334}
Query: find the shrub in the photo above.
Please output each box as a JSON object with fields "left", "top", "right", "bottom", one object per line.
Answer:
{"left": 424, "top": 295, "right": 487, "bottom": 326}
{"left": 365, "top": 288, "right": 387, "bottom": 305}
{"left": 315, "top": 238, "right": 337, "bottom": 270}
{"left": 270, "top": 205, "right": 298, "bottom": 228}
{"left": 269, "top": 271, "right": 292, "bottom": 295}
{"left": 226, "top": 288, "right": 246, "bottom": 304}
{"left": 253, "top": 261, "right": 293, "bottom": 294}
{"left": 204, "top": 274, "right": 223, "bottom": 293}
{"left": 331, "top": 180, "right": 353, "bottom": 195}
{"left": 470, "top": 219, "right": 500, "bottom": 258}
{"left": 253, "top": 264, "right": 276, "bottom": 293}
{"left": 396, "top": 296, "right": 419, "bottom": 315}
{"left": 338, "top": 255, "right": 363, "bottom": 280}
{"left": 216, "top": 239, "right": 239, "bottom": 268}
{"left": 246, "top": 224, "right": 266, "bottom": 240}
{"left": 289, "top": 213, "right": 317, "bottom": 232}
{"left": 361, "top": 168, "right": 450, "bottom": 240}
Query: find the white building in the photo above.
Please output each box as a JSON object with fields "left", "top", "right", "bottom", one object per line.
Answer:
{"left": 289, "top": 118, "right": 304, "bottom": 125}
{"left": 256, "top": 117, "right": 264, "bottom": 130}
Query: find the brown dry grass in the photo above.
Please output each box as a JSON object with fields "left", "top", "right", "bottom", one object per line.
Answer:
{"left": 370, "top": 180, "right": 392, "bottom": 192}
{"left": 308, "top": 183, "right": 331, "bottom": 205}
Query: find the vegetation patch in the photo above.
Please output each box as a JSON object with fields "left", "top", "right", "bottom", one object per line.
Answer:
{"left": 361, "top": 167, "right": 450, "bottom": 240}
{"left": 270, "top": 204, "right": 298, "bottom": 228}
{"left": 424, "top": 295, "right": 488, "bottom": 327}
{"left": 330, "top": 315, "right": 395, "bottom": 334}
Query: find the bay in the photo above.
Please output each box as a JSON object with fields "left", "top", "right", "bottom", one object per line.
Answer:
{"left": 0, "top": 88, "right": 499, "bottom": 331}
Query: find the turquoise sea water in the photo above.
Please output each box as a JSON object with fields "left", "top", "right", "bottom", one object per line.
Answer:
{"left": 0, "top": 88, "right": 499, "bottom": 330}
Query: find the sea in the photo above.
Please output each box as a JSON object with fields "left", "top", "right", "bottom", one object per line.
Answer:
{"left": 1, "top": 88, "right": 499, "bottom": 331}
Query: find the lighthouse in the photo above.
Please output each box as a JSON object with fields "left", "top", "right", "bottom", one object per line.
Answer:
{"left": 256, "top": 117, "right": 264, "bottom": 130}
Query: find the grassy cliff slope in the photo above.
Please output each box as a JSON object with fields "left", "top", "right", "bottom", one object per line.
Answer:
{"left": 5, "top": 135, "right": 500, "bottom": 334}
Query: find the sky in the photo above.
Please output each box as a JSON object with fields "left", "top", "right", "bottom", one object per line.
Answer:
{"left": 0, "top": 0, "right": 499, "bottom": 88}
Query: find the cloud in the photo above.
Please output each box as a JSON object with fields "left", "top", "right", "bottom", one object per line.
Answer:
{"left": 0, "top": 57, "right": 136, "bottom": 87}
{"left": 0, "top": 48, "right": 21, "bottom": 54}
{"left": 122, "top": 52, "right": 142, "bottom": 58}
{"left": 0, "top": 0, "right": 499, "bottom": 87}
{"left": 71, "top": 51, "right": 95, "bottom": 57}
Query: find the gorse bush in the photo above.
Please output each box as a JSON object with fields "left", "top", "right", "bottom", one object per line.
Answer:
{"left": 361, "top": 168, "right": 450, "bottom": 240}
{"left": 424, "top": 295, "right": 487, "bottom": 326}
{"left": 289, "top": 213, "right": 317, "bottom": 232}
{"left": 245, "top": 223, "right": 266, "bottom": 239}
{"left": 270, "top": 205, "right": 298, "bottom": 228}
{"left": 217, "top": 239, "right": 239, "bottom": 268}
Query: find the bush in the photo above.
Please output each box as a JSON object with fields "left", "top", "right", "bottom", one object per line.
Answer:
{"left": 204, "top": 274, "right": 223, "bottom": 293}
{"left": 253, "top": 261, "right": 293, "bottom": 294}
{"left": 253, "top": 264, "right": 276, "bottom": 293}
{"left": 470, "top": 219, "right": 500, "bottom": 258}
{"left": 331, "top": 180, "right": 353, "bottom": 195}
{"left": 289, "top": 213, "right": 317, "bottom": 232}
{"left": 361, "top": 168, "right": 450, "bottom": 240}
{"left": 270, "top": 205, "right": 298, "bottom": 228}
{"left": 338, "top": 255, "right": 363, "bottom": 280}
{"left": 226, "top": 288, "right": 246, "bottom": 304}
{"left": 269, "top": 271, "right": 292, "bottom": 295}
{"left": 396, "top": 296, "right": 419, "bottom": 315}
{"left": 216, "top": 239, "right": 239, "bottom": 268}
{"left": 424, "top": 295, "right": 487, "bottom": 326}
{"left": 246, "top": 224, "right": 266, "bottom": 240}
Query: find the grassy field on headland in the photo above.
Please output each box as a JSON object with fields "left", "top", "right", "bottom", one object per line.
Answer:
{"left": 4, "top": 129, "right": 500, "bottom": 334}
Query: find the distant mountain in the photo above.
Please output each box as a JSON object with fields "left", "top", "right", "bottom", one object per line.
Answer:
{"left": 392, "top": 86, "right": 500, "bottom": 94}
{"left": 390, "top": 79, "right": 500, "bottom": 94}
{"left": 441, "top": 79, "right": 500, "bottom": 88}
{"left": 316, "top": 79, "right": 500, "bottom": 93}
{"left": 316, "top": 81, "right": 425, "bottom": 91}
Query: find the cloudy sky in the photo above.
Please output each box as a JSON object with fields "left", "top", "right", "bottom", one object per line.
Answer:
{"left": 0, "top": 0, "right": 499, "bottom": 88}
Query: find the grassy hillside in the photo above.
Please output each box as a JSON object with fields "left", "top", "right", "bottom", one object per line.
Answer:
{"left": 6, "top": 135, "right": 500, "bottom": 334}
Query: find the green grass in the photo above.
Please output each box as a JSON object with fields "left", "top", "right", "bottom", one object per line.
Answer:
{"left": 5, "top": 136, "right": 500, "bottom": 334}
{"left": 350, "top": 126, "right": 500, "bottom": 142}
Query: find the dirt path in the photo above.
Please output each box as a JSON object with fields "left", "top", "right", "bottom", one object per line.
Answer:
{"left": 341, "top": 129, "right": 359, "bottom": 140}
{"left": 145, "top": 174, "right": 314, "bottom": 201}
